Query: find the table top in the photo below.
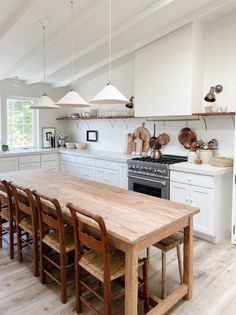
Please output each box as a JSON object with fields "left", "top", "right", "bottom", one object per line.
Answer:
{"left": 1, "top": 170, "right": 199, "bottom": 245}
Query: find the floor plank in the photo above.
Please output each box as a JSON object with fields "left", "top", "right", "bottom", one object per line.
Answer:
{"left": 1, "top": 238, "right": 236, "bottom": 314}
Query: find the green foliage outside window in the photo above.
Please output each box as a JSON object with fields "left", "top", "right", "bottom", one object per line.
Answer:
{"left": 7, "top": 98, "right": 34, "bottom": 148}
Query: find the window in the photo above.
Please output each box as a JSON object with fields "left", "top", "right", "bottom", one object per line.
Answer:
{"left": 6, "top": 97, "right": 38, "bottom": 148}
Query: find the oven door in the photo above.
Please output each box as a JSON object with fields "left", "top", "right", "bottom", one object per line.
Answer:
{"left": 128, "top": 174, "right": 169, "bottom": 200}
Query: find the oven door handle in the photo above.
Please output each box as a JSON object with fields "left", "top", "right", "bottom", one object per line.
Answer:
{"left": 128, "top": 175, "right": 167, "bottom": 186}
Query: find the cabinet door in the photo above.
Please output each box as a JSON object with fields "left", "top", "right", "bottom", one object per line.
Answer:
{"left": 190, "top": 185, "right": 214, "bottom": 237}
{"left": 120, "top": 163, "right": 128, "bottom": 189}
{"left": 170, "top": 182, "right": 189, "bottom": 205}
{"left": 95, "top": 168, "right": 107, "bottom": 184}
{"left": 60, "top": 161, "right": 76, "bottom": 176}
{"left": 87, "top": 166, "right": 96, "bottom": 181}
{"left": 107, "top": 169, "right": 120, "bottom": 187}
{"left": 41, "top": 160, "right": 59, "bottom": 172}
{"left": 77, "top": 164, "right": 86, "bottom": 179}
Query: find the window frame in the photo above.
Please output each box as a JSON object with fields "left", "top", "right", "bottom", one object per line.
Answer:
{"left": 5, "top": 95, "right": 39, "bottom": 149}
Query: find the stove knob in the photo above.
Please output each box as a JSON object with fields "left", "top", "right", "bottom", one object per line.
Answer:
{"left": 154, "top": 169, "right": 157, "bottom": 174}
{"left": 161, "top": 170, "right": 167, "bottom": 176}
{"left": 144, "top": 167, "right": 148, "bottom": 171}
{"left": 148, "top": 167, "right": 152, "bottom": 171}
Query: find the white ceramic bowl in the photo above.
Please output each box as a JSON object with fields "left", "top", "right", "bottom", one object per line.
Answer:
{"left": 75, "top": 143, "right": 87, "bottom": 149}
{"left": 66, "top": 142, "right": 76, "bottom": 149}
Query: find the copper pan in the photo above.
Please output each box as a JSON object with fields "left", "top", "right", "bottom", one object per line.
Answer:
{"left": 178, "top": 127, "right": 197, "bottom": 145}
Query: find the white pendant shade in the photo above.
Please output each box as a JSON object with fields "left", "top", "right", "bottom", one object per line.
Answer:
{"left": 90, "top": 83, "right": 129, "bottom": 105}
{"left": 56, "top": 90, "right": 90, "bottom": 108}
{"left": 30, "top": 93, "right": 59, "bottom": 109}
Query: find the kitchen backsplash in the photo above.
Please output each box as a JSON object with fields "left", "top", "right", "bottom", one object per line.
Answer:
{"left": 67, "top": 115, "right": 234, "bottom": 158}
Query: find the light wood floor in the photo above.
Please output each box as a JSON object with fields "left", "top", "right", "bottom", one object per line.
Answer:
{"left": 1, "top": 238, "right": 236, "bottom": 315}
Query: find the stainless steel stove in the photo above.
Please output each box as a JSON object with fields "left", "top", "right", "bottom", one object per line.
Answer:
{"left": 128, "top": 155, "right": 187, "bottom": 200}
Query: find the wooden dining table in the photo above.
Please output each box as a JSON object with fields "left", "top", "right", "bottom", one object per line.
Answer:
{"left": 1, "top": 169, "right": 199, "bottom": 315}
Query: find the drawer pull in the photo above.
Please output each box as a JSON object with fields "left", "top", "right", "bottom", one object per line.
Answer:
{"left": 185, "top": 197, "right": 189, "bottom": 201}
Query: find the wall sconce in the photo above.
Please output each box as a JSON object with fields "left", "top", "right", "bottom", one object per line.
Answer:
{"left": 204, "top": 84, "right": 223, "bottom": 102}
{"left": 125, "top": 96, "right": 134, "bottom": 108}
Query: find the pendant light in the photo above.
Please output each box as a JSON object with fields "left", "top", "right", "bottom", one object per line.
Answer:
{"left": 56, "top": 0, "right": 89, "bottom": 108}
{"left": 30, "top": 20, "right": 59, "bottom": 109}
{"left": 89, "top": 0, "right": 129, "bottom": 105}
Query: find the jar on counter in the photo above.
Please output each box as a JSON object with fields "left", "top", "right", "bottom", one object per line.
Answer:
{"left": 199, "top": 149, "right": 214, "bottom": 164}
{"left": 187, "top": 151, "right": 197, "bottom": 163}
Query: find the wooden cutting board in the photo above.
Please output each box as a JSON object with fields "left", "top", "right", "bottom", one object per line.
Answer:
{"left": 133, "top": 122, "right": 151, "bottom": 152}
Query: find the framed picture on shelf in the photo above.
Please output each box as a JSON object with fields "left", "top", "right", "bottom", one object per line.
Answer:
{"left": 42, "top": 127, "right": 55, "bottom": 148}
{"left": 87, "top": 130, "right": 98, "bottom": 142}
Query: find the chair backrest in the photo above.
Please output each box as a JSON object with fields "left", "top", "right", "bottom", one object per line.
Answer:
{"left": 33, "top": 191, "right": 66, "bottom": 250}
{"left": 9, "top": 182, "right": 38, "bottom": 232}
{"left": 0, "top": 180, "right": 13, "bottom": 219}
{"left": 66, "top": 202, "right": 111, "bottom": 280}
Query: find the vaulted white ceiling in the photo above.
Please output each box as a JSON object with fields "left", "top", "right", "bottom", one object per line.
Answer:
{"left": 0, "top": 0, "right": 235, "bottom": 88}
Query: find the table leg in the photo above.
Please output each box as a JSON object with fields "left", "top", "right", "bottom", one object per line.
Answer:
{"left": 125, "top": 245, "right": 138, "bottom": 315}
{"left": 183, "top": 217, "right": 193, "bottom": 300}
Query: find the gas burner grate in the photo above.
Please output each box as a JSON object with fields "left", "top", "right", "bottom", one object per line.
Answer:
{"left": 131, "top": 155, "right": 187, "bottom": 165}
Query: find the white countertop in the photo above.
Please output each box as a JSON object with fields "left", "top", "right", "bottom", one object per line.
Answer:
{"left": 0, "top": 148, "right": 59, "bottom": 158}
{"left": 59, "top": 148, "right": 131, "bottom": 163}
{"left": 169, "top": 162, "right": 233, "bottom": 176}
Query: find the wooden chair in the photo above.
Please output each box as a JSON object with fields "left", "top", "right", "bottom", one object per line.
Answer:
{"left": 33, "top": 191, "right": 75, "bottom": 304}
{"left": 148, "top": 232, "right": 183, "bottom": 299}
{"left": 9, "top": 182, "right": 39, "bottom": 277}
{"left": 67, "top": 202, "right": 149, "bottom": 315}
{"left": 0, "top": 180, "right": 16, "bottom": 259}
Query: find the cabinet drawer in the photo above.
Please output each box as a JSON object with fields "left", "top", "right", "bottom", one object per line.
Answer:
{"left": 61, "top": 154, "right": 76, "bottom": 163}
{"left": 41, "top": 160, "right": 59, "bottom": 171}
{"left": 41, "top": 154, "right": 58, "bottom": 162}
{"left": 170, "top": 171, "right": 214, "bottom": 188}
{"left": 0, "top": 157, "right": 18, "bottom": 172}
{"left": 77, "top": 156, "right": 95, "bottom": 166}
{"left": 19, "top": 155, "right": 40, "bottom": 164}
{"left": 19, "top": 162, "right": 41, "bottom": 170}
{"left": 95, "top": 159, "right": 119, "bottom": 170}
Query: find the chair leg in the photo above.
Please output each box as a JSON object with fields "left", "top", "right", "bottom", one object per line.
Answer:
{"left": 17, "top": 226, "right": 23, "bottom": 263}
{"left": 40, "top": 242, "right": 46, "bottom": 284}
{"left": 33, "top": 234, "right": 39, "bottom": 277}
{"left": 161, "top": 251, "right": 167, "bottom": 299}
{"left": 142, "top": 258, "right": 149, "bottom": 313}
{"left": 75, "top": 264, "right": 82, "bottom": 314}
{"left": 103, "top": 279, "right": 112, "bottom": 315}
{"left": 146, "top": 247, "right": 150, "bottom": 265}
{"left": 60, "top": 253, "right": 67, "bottom": 304}
{"left": 0, "top": 216, "right": 2, "bottom": 248}
{"left": 9, "top": 220, "right": 14, "bottom": 260}
{"left": 176, "top": 246, "right": 183, "bottom": 283}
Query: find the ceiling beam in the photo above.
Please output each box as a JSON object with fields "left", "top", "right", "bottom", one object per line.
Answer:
{"left": 0, "top": 0, "right": 106, "bottom": 81}
{"left": 53, "top": 0, "right": 235, "bottom": 88}
{"left": 0, "top": 0, "right": 40, "bottom": 40}
{"left": 26, "top": 0, "right": 174, "bottom": 84}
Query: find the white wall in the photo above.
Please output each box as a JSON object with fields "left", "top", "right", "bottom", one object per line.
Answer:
{"left": 0, "top": 79, "right": 70, "bottom": 147}
{"left": 203, "top": 10, "right": 236, "bottom": 111}
{"left": 67, "top": 10, "right": 236, "bottom": 157}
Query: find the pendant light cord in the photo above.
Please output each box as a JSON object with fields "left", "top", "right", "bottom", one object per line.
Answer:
{"left": 71, "top": 0, "right": 74, "bottom": 90}
{"left": 108, "top": 0, "right": 112, "bottom": 83}
{"left": 43, "top": 25, "right": 46, "bottom": 84}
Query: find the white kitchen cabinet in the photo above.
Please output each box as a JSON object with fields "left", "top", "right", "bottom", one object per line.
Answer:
{"left": 19, "top": 155, "right": 41, "bottom": 171}
{"left": 190, "top": 185, "right": 214, "bottom": 236}
{"left": 60, "top": 161, "right": 76, "bottom": 176}
{"left": 41, "top": 160, "right": 59, "bottom": 171}
{"left": 0, "top": 157, "right": 18, "bottom": 173}
{"left": 77, "top": 164, "right": 95, "bottom": 181}
{"left": 41, "top": 153, "right": 59, "bottom": 171}
{"left": 135, "top": 22, "right": 203, "bottom": 117}
{"left": 170, "top": 169, "right": 232, "bottom": 243}
{"left": 119, "top": 163, "right": 128, "bottom": 189}
{"left": 96, "top": 167, "right": 120, "bottom": 187}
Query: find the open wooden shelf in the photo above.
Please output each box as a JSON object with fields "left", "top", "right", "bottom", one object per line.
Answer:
{"left": 56, "top": 115, "right": 136, "bottom": 120}
{"left": 192, "top": 112, "right": 235, "bottom": 116}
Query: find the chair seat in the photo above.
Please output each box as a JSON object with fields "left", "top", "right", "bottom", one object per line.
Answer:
{"left": 0, "top": 207, "right": 16, "bottom": 221}
{"left": 19, "top": 217, "right": 33, "bottom": 234}
{"left": 79, "top": 249, "right": 143, "bottom": 282}
{"left": 43, "top": 226, "right": 75, "bottom": 253}
{"left": 153, "top": 232, "right": 184, "bottom": 252}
